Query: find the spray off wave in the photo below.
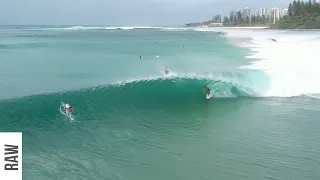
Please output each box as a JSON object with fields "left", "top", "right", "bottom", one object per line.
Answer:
{"left": 220, "top": 29, "right": 320, "bottom": 98}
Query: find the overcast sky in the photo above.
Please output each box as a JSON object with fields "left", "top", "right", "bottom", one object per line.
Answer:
{"left": 0, "top": 0, "right": 292, "bottom": 25}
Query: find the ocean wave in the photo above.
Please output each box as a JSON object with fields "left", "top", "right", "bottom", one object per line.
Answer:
{"left": 2, "top": 72, "right": 266, "bottom": 103}
{"left": 223, "top": 29, "right": 320, "bottom": 97}
{"left": 107, "top": 75, "right": 259, "bottom": 98}
{"left": 0, "top": 74, "right": 259, "bottom": 123}
{"left": 1, "top": 70, "right": 319, "bottom": 123}
{"left": 4, "top": 66, "right": 318, "bottom": 105}
{"left": 0, "top": 75, "right": 255, "bottom": 130}
{"left": 0, "top": 26, "right": 163, "bottom": 31}
{"left": 38, "top": 26, "right": 161, "bottom": 31}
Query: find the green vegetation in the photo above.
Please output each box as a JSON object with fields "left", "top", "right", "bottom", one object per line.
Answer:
{"left": 223, "top": 11, "right": 274, "bottom": 27}
{"left": 185, "top": 14, "right": 222, "bottom": 27}
{"left": 272, "top": 0, "right": 320, "bottom": 29}
{"left": 185, "top": 20, "right": 219, "bottom": 27}
{"left": 223, "top": 13, "right": 273, "bottom": 27}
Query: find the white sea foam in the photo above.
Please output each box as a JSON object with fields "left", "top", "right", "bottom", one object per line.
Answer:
{"left": 160, "top": 27, "right": 190, "bottom": 31}
{"left": 40, "top": 26, "right": 160, "bottom": 31}
{"left": 223, "top": 29, "right": 320, "bottom": 97}
{"left": 43, "top": 26, "right": 103, "bottom": 30}
{"left": 105, "top": 26, "right": 160, "bottom": 30}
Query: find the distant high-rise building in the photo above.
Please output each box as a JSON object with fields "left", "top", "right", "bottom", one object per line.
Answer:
{"left": 242, "top": 7, "right": 251, "bottom": 23}
{"left": 271, "top": 8, "right": 281, "bottom": 24}
{"left": 259, "top": 8, "right": 267, "bottom": 16}
{"left": 236, "top": 11, "right": 242, "bottom": 24}
{"left": 229, "top": 10, "right": 236, "bottom": 24}
{"left": 280, "top": 9, "right": 288, "bottom": 17}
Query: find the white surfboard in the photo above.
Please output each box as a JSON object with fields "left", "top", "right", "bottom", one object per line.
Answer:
{"left": 206, "top": 94, "right": 211, "bottom": 100}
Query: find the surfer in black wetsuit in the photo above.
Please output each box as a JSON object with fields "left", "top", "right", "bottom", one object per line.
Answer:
{"left": 205, "top": 86, "right": 210, "bottom": 95}
{"left": 270, "top": 38, "right": 277, "bottom": 42}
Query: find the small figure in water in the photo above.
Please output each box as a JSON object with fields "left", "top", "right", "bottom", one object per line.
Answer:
{"left": 65, "top": 103, "right": 73, "bottom": 116}
{"left": 204, "top": 86, "right": 210, "bottom": 95}
{"left": 165, "top": 66, "right": 169, "bottom": 74}
{"left": 139, "top": 56, "right": 142, "bottom": 59}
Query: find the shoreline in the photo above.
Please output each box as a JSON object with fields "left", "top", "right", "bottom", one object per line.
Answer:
{"left": 181, "top": 25, "right": 270, "bottom": 29}
{"left": 181, "top": 26, "right": 320, "bottom": 31}
{"left": 180, "top": 26, "right": 271, "bottom": 30}
{"left": 3, "top": 25, "right": 320, "bottom": 31}
{"left": 214, "top": 26, "right": 270, "bottom": 29}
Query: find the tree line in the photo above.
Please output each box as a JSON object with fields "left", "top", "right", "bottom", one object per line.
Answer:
{"left": 288, "top": 0, "right": 320, "bottom": 16}
{"left": 223, "top": 13, "right": 272, "bottom": 27}
{"left": 273, "top": 0, "right": 320, "bottom": 28}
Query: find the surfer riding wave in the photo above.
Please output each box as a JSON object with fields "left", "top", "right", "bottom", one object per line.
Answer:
{"left": 60, "top": 102, "right": 75, "bottom": 120}
{"left": 205, "top": 86, "right": 210, "bottom": 95}
{"left": 65, "top": 103, "right": 73, "bottom": 116}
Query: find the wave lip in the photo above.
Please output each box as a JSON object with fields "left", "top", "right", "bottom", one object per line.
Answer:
{"left": 94, "top": 71, "right": 267, "bottom": 99}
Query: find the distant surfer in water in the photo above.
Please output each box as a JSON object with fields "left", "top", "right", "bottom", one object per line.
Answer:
{"left": 65, "top": 103, "right": 73, "bottom": 116}
{"left": 205, "top": 86, "right": 210, "bottom": 96}
{"left": 139, "top": 56, "right": 142, "bottom": 59}
{"left": 165, "top": 66, "right": 169, "bottom": 74}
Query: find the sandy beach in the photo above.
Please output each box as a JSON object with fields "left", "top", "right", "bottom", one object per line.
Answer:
{"left": 217, "top": 26, "right": 269, "bottom": 29}
{"left": 180, "top": 26, "right": 270, "bottom": 30}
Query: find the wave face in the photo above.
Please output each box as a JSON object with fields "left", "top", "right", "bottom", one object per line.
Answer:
{"left": 0, "top": 73, "right": 265, "bottom": 121}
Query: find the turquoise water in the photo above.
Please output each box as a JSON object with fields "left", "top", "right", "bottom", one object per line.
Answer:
{"left": 1, "top": 26, "right": 320, "bottom": 180}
